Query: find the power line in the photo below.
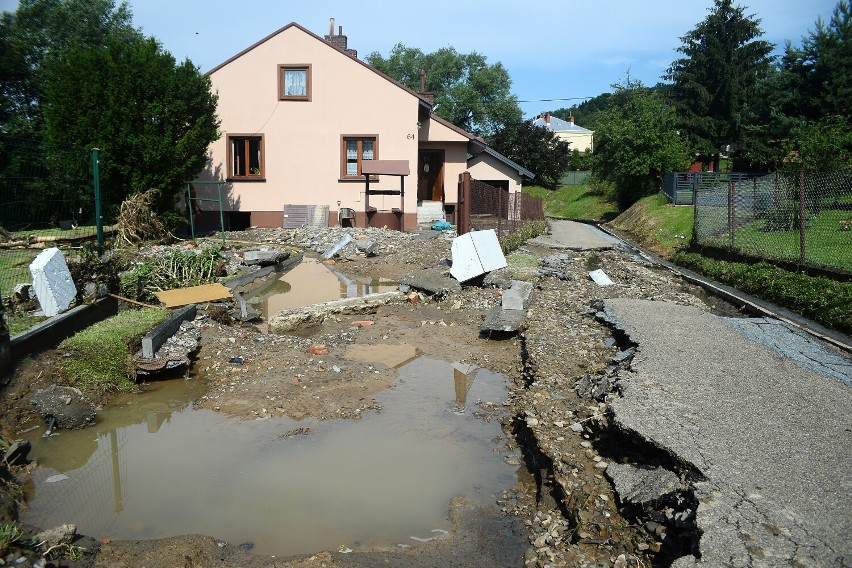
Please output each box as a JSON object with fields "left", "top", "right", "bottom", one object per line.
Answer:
{"left": 517, "top": 96, "right": 595, "bottom": 103}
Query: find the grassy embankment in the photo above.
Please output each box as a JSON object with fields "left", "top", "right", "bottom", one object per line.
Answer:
{"left": 527, "top": 182, "right": 851, "bottom": 335}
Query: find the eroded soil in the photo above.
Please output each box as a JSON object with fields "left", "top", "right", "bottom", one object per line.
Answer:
{"left": 0, "top": 225, "right": 732, "bottom": 567}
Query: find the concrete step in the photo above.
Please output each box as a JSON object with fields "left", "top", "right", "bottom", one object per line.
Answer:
{"left": 417, "top": 200, "right": 445, "bottom": 224}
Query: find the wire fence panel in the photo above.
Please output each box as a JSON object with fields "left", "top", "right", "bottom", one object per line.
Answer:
{"left": 466, "top": 179, "right": 544, "bottom": 238}
{"left": 0, "top": 136, "right": 106, "bottom": 297}
{"left": 694, "top": 170, "right": 852, "bottom": 273}
{"left": 560, "top": 170, "right": 592, "bottom": 186}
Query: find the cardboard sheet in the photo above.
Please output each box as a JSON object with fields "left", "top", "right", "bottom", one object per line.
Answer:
{"left": 155, "top": 283, "right": 233, "bottom": 308}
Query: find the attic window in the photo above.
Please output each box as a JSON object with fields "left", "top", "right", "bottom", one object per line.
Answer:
{"left": 278, "top": 64, "right": 311, "bottom": 101}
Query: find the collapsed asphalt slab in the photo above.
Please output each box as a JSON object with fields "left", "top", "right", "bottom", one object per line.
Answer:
{"left": 599, "top": 298, "right": 851, "bottom": 566}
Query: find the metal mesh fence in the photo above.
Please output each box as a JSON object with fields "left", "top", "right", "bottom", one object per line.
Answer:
{"left": 560, "top": 170, "right": 592, "bottom": 186}
{"left": 0, "top": 135, "right": 106, "bottom": 297}
{"left": 694, "top": 170, "right": 852, "bottom": 272}
{"left": 467, "top": 179, "right": 545, "bottom": 238}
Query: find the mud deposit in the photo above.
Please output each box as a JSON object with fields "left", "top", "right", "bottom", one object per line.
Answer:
{"left": 22, "top": 357, "right": 516, "bottom": 557}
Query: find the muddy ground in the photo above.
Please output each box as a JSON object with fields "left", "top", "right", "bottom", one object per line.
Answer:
{"left": 0, "top": 225, "right": 737, "bottom": 567}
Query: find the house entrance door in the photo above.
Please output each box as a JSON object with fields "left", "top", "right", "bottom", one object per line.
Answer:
{"left": 417, "top": 150, "right": 444, "bottom": 201}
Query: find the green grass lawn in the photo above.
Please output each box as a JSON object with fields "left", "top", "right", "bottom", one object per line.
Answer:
{"left": 0, "top": 249, "right": 39, "bottom": 298}
{"left": 524, "top": 184, "right": 620, "bottom": 221}
{"left": 703, "top": 209, "right": 852, "bottom": 271}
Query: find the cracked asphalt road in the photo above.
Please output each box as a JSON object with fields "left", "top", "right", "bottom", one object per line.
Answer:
{"left": 600, "top": 298, "right": 851, "bottom": 567}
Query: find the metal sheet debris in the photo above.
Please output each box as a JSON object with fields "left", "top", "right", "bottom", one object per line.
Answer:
{"left": 589, "top": 269, "right": 614, "bottom": 286}
{"left": 450, "top": 230, "right": 507, "bottom": 282}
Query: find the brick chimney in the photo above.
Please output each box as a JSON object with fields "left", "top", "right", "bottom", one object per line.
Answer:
{"left": 546, "top": 113, "right": 551, "bottom": 124}
{"left": 569, "top": 116, "right": 575, "bottom": 125}
{"left": 419, "top": 69, "right": 435, "bottom": 105}
{"left": 324, "top": 18, "right": 357, "bottom": 57}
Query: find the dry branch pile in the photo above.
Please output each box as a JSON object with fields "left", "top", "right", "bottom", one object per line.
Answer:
{"left": 117, "top": 189, "right": 168, "bottom": 245}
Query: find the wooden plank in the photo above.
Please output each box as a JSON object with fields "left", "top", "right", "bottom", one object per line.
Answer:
{"left": 154, "top": 283, "right": 233, "bottom": 308}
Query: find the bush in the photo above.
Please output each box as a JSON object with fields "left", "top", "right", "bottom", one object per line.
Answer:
{"left": 500, "top": 221, "right": 548, "bottom": 254}
{"left": 673, "top": 252, "right": 852, "bottom": 334}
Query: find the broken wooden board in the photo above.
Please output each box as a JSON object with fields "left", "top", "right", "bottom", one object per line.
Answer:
{"left": 154, "top": 283, "right": 232, "bottom": 308}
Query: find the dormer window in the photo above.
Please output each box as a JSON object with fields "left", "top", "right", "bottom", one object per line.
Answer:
{"left": 278, "top": 64, "right": 311, "bottom": 101}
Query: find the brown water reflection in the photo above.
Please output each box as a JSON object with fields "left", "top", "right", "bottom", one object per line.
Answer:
{"left": 245, "top": 257, "right": 397, "bottom": 319}
{"left": 22, "top": 358, "right": 515, "bottom": 557}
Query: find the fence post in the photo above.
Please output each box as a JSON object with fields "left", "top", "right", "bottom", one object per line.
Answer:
{"left": 728, "top": 180, "right": 734, "bottom": 248}
{"left": 798, "top": 169, "right": 806, "bottom": 264}
{"left": 459, "top": 172, "right": 471, "bottom": 235}
{"left": 497, "top": 185, "right": 503, "bottom": 237}
{"left": 92, "top": 147, "right": 104, "bottom": 255}
{"left": 692, "top": 174, "right": 699, "bottom": 246}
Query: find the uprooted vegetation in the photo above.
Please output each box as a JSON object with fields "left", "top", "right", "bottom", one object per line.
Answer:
{"left": 119, "top": 245, "right": 224, "bottom": 302}
{"left": 58, "top": 307, "right": 170, "bottom": 392}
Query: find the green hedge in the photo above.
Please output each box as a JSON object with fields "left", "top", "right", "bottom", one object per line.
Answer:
{"left": 672, "top": 252, "right": 852, "bottom": 335}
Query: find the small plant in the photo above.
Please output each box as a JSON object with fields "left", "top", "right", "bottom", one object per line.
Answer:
{"left": 500, "top": 221, "right": 548, "bottom": 254}
{"left": 0, "top": 523, "right": 25, "bottom": 556}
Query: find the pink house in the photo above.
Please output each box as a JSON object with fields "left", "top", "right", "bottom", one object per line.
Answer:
{"left": 194, "top": 20, "right": 533, "bottom": 230}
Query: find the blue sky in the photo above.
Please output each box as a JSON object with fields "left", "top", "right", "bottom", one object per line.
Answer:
{"left": 0, "top": 0, "right": 840, "bottom": 119}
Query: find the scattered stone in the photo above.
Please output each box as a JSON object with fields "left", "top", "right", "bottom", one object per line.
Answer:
{"left": 307, "top": 345, "right": 330, "bottom": 356}
{"left": 243, "top": 248, "right": 290, "bottom": 266}
{"left": 354, "top": 239, "right": 378, "bottom": 256}
{"left": 2, "top": 439, "right": 31, "bottom": 466}
{"left": 33, "top": 523, "right": 76, "bottom": 550}
{"left": 605, "top": 463, "right": 680, "bottom": 506}
{"left": 30, "top": 385, "right": 96, "bottom": 429}
{"left": 483, "top": 267, "right": 513, "bottom": 289}
{"left": 481, "top": 307, "right": 525, "bottom": 334}
{"left": 399, "top": 267, "right": 462, "bottom": 297}
{"left": 502, "top": 280, "right": 534, "bottom": 311}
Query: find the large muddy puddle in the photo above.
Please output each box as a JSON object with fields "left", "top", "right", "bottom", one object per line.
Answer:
{"left": 245, "top": 257, "right": 397, "bottom": 319}
{"left": 22, "top": 356, "right": 517, "bottom": 557}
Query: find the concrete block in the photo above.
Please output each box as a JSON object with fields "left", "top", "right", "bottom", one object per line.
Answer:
{"left": 321, "top": 234, "right": 353, "bottom": 260}
{"left": 450, "top": 230, "right": 507, "bottom": 282}
{"left": 29, "top": 247, "right": 76, "bottom": 317}
{"left": 481, "top": 307, "right": 525, "bottom": 334}
{"left": 142, "top": 305, "right": 197, "bottom": 358}
{"left": 502, "top": 280, "right": 534, "bottom": 311}
{"left": 243, "top": 249, "right": 290, "bottom": 266}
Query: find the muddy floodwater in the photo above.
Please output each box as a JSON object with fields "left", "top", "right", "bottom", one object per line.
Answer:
{"left": 246, "top": 257, "right": 398, "bottom": 319}
{"left": 22, "top": 355, "right": 517, "bottom": 557}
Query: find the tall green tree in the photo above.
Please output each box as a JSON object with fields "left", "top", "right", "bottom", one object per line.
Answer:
{"left": 591, "top": 81, "right": 691, "bottom": 208}
{"left": 781, "top": 0, "right": 851, "bottom": 120}
{"left": 366, "top": 44, "right": 522, "bottom": 137}
{"left": 488, "top": 119, "right": 570, "bottom": 189}
{"left": 43, "top": 35, "right": 220, "bottom": 214}
{"left": 0, "top": 0, "right": 140, "bottom": 136}
{"left": 665, "top": 0, "right": 774, "bottom": 166}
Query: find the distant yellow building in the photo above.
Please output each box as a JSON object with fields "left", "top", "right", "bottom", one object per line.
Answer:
{"left": 532, "top": 113, "right": 594, "bottom": 153}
